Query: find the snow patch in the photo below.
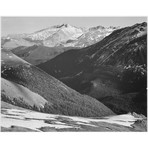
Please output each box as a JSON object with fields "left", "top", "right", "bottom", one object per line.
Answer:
{"left": 1, "top": 108, "right": 143, "bottom": 132}
{"left": 1, "top": 109, "right": 75, "bottom": 131}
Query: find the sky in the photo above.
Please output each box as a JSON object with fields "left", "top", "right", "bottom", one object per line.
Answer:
{"left": 1, "top": 17, "right": 147, "bottom": 36}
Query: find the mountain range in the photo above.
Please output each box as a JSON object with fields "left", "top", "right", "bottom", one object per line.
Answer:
{"left": 37, "top": 22, "right": 147, "bottom": 116}
{"left": 1, "top": 24, "right": 118, "bottom": 65}
{"left": 2, "top": 24, "right": 118, "bottom": 49}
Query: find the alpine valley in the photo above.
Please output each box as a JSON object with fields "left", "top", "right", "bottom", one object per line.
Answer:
{"left": 1, "top": 22, "right": 147, "bottom": 132}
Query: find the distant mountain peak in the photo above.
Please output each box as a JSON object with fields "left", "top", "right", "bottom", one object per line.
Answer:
{"left": 89, "top": 25, "right": 120, "bottom": 31}
{"left": 2, "top": 23, "right": 119, "bottom": 49}
{"left": 51, "top": 23, "right": 72, "bottom": 28}
{"left": 89, "top": 25, "right": 105, "bottom": 31}
{"left": 141, "top": 22, "right": 147, "bottom": 27}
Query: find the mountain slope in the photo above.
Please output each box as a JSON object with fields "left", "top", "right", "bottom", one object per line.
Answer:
{"left": 66, "top": 26, "right": 119, "bottom": 47}
{"left": 37, "top": 22, "right": 147, "bottom": 116}
{"left": 27, "top": 24, "right": 83, "bottom": 42}
{"left": 1, "top": 37, "right": 36, "bottom": 50}
{"left": 1, "top": 78, "right": 48, "bottom": 108}
{"left": 1, "top": 50, "right": 115, "bottom": 117}
{"left": 43, "top": 24, "right": 84, "bottom": 47}
{"left": 11, "top": 45, "right": 79, "bottom": 65}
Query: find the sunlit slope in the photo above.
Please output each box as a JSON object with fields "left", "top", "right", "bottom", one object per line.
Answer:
{"left": 1, "top": 50, "right": 115, "bottom": 117}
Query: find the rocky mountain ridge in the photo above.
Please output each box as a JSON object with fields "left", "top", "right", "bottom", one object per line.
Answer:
{"left": 2, "top": 24, "right": 119, "bottom": 49}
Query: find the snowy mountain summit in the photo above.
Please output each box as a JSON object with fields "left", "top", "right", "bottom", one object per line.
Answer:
{"left": 2, "top": 24, "right": 119, "bottom": 49}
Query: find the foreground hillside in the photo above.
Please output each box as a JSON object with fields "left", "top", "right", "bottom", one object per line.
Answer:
{"left": 1, "top": 78, "right": 47, "bottom": 108}
{"left": 37, "top": 22, "right": 147, "bottom": 116}
{"left": 1, "top": 50, "right": 114, "bottom": 117}
{"left": 1, "top": 105, "right": 146, "bottom": 132}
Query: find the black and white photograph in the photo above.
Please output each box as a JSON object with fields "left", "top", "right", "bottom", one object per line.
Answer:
{"left": 1, "top": 16, "right": 147, "bottom": 132}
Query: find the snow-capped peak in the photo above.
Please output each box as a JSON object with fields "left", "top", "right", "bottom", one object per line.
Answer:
{"left": 2, "top": 23, "right": 120, "bottom": 49}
